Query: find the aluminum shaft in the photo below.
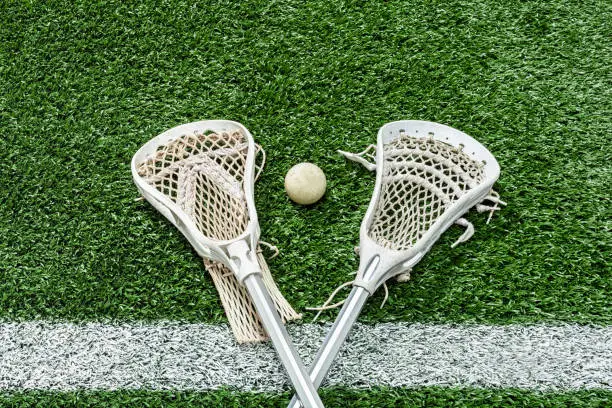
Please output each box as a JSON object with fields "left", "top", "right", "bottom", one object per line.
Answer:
{"left": 244, "top": 274, "right": 324, "bottom": 408}
{"left": 287, "top": 287, "right": 370, "bottom": 408}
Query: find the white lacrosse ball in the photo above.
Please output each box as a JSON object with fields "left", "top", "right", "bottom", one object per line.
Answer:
{"left": 284, "top": 163, "right": 327, "bottom": 205}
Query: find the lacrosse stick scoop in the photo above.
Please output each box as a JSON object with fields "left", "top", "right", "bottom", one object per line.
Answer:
{"left": 289, "top": 120, "right": 504, "bottom": 407}
{"left": 132, "top": 120, "right": 323, "bottom": 408}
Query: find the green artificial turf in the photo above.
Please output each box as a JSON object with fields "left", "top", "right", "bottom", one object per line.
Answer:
{"left": 1, "top": 388, "right": 610, "bottom": 408}
{"left": 0, "top": 0, "right": 610, "bottom": 325}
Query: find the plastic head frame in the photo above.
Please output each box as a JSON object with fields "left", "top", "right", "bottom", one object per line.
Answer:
{"left": 131, "top": 120, "right": 261, "bottom": 283}
{"left": 352, "top": 120, "right": 501, "bottom": 294}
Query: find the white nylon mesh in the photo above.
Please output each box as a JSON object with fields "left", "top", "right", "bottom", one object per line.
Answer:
{"left": 137, "top": 131, "right": 249, "bottom": 241}
{"left": 204, "top": 251, "right": 302, "bottom": 343}
{"left": 136, "top": 130, "right": 300, "bottom": 343}
{"left": 368, "top": 132, "right": 486, "bottom": 251}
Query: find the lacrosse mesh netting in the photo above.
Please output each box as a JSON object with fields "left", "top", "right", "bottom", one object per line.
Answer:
{"left": 369, "top": 131, "right": 502, "bottom": 252}
{"left": 136, "top": 130, "right": 301, "bottom": 343}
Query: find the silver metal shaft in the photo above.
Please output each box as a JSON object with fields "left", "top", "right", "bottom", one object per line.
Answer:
{"left": 243, "top": 274, "right": 324, "bottom": 408}
{"left": 287, "top": 287, "right": 370, "bottom": 408}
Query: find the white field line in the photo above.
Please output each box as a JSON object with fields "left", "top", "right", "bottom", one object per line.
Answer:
{"left": 0, "top": 322, "right": 610, "bottom": 392}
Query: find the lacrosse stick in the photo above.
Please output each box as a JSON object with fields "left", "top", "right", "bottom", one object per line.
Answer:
{"left": 289, "top": 120, "right": 505, "bottom": 407}
{"left": 132, "top": 120, "right": 323, "bottom": 408}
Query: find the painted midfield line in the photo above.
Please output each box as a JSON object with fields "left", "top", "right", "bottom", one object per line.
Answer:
{"left": 0, "top": 322, "right": 610, "bottom": 391}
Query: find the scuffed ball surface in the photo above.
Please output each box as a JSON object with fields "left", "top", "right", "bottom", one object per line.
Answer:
{"left": 284, "top": 163, "right": 327, "bottom": 205}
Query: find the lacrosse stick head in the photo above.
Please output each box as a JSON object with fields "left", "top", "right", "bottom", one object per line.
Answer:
{"left": 355, "top": 120, "right": 501, "bottom": 293}
{"left": 131, "top": 120, "right": 261, "bottom": 274}
{"left": 132, "top": 121, "right": 303, "bottom": 343}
